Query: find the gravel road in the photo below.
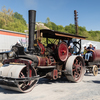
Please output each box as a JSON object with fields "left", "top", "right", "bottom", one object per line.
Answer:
{"left": 0, "top": 69, "right": 100, "bottom": 100}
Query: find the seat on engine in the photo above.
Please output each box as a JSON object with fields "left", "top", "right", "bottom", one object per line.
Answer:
{"left": 88, "top": 55, "right": 93, "bottom": 62}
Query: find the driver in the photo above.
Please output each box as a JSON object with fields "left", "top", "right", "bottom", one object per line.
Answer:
{"left": 85, "top": 44, "right": 94, "bottom": 61}
{"left": 67, "top": 38, "right": 74, "bottom": 54}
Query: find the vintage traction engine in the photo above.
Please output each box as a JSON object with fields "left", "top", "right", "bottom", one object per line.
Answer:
{"left": 0, "top": 10, "right": 87, "bottom": 92}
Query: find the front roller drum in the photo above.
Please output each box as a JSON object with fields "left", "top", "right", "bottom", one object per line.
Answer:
{"left": 65, "top": 55, "right": 85, "bottom": 82}
{"left": 0, "top": 64, "right": 38, "bottom": 92}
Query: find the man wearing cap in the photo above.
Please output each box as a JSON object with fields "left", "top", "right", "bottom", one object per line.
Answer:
{"left": 85, "top": 44, "right": 94, "bottom": 61}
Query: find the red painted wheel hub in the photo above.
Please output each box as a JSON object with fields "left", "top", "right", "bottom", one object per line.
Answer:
{"left": 58, "top": 42, "right": 68, "bottom": 61}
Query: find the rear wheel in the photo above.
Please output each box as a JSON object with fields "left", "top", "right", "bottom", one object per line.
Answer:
{"left": 65, "top": 55, "right": 85, "bottom": 82}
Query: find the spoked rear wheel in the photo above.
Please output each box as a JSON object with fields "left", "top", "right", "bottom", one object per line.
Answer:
{"left": 65, "top": 56, "right": 85, "bottom": 82}
{"left": 18, "top": 66, "right": 38, "bottom": 92}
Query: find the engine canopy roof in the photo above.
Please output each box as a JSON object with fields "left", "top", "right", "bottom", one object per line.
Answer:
{"left": 35, "top": 29, "right": 87, "bottom": 40}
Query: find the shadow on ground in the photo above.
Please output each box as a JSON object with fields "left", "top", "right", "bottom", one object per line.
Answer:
{"left": 0, "top": 87, "right": 21, "bottom": 94}
{"left": 0, "top": 77, "right": 71, "bottom": 94}
{"left": 83, "top": 80, "right": 100, "bottom": 84}
{"left": 84, "top": 73, "right": 93, "bottom": 76}
{"left": 37, "top": 77, "right": 71, "bottom": 85}
{"left": 92, "top": 80, "right": 100, "bottom": 84}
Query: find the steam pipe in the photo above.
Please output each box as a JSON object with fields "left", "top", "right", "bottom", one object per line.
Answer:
{"left": 28, "top": 10, "right": 36, "bottom": 54}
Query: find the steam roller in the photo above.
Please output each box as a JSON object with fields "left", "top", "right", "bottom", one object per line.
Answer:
{"left": 0, "top": 9, "right": 87, "bottom": 93}
{"left": 0, "top": 63, "right": 38, "bottom": 92}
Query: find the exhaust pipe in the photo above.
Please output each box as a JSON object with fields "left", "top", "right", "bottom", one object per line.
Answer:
{"left": 28, "top": 10, "right": 36, "bottom": 54}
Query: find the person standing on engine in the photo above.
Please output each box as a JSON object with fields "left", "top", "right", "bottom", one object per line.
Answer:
{"left": 67, "top": 38, "right": 74, "bottom": 54}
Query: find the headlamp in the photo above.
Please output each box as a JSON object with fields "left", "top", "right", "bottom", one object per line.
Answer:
{"left": 8, "top": 51, "right": 15, "bottom": 58}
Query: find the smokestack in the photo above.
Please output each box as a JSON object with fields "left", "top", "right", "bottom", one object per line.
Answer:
{"left": 28, "top": 10, "right": 36, "bottom": 54}
{"left": 74, "top": 10, "right": 78, "bottom": 35}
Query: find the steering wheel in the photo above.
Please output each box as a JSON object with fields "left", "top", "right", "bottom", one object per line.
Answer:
{"left": 73, "top": 41, "right": 81, "bottom": 55}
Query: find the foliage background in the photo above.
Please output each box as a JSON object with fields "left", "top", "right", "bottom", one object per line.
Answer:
{"left": 0, "top": 6, "right": 100, "bottom": 42}
{"left": 0, "top": 6, "right": 27, "bottom": 33}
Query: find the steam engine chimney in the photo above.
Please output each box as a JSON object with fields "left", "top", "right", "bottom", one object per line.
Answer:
{"left": 28, "top": 10, "right": 36, "bottom": 54}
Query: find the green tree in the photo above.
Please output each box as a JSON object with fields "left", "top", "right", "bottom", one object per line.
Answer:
{"left": 0, "top": 6, "right": 27, "bottom": 33}
{"left": 65, "top": 24, "right": 75, "bottom": 34}
{"left": 50, "top": 22, "right": 57, "bottom": 30}
{"left": 57, "top": 25, "right": 65, "bottom": 32}
{"left": 14, "top": 12, "right": 27, "bottom": 26}
{"left": 45, "top": 17, "right": 52, "bottom": 29}
{"left": 1, "top": 6, "right": 14, "bottom": 26}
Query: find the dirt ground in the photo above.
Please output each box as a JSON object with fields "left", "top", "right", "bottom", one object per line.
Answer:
{"left": 0, "top": 69, "right": 100, "bottom": 100}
